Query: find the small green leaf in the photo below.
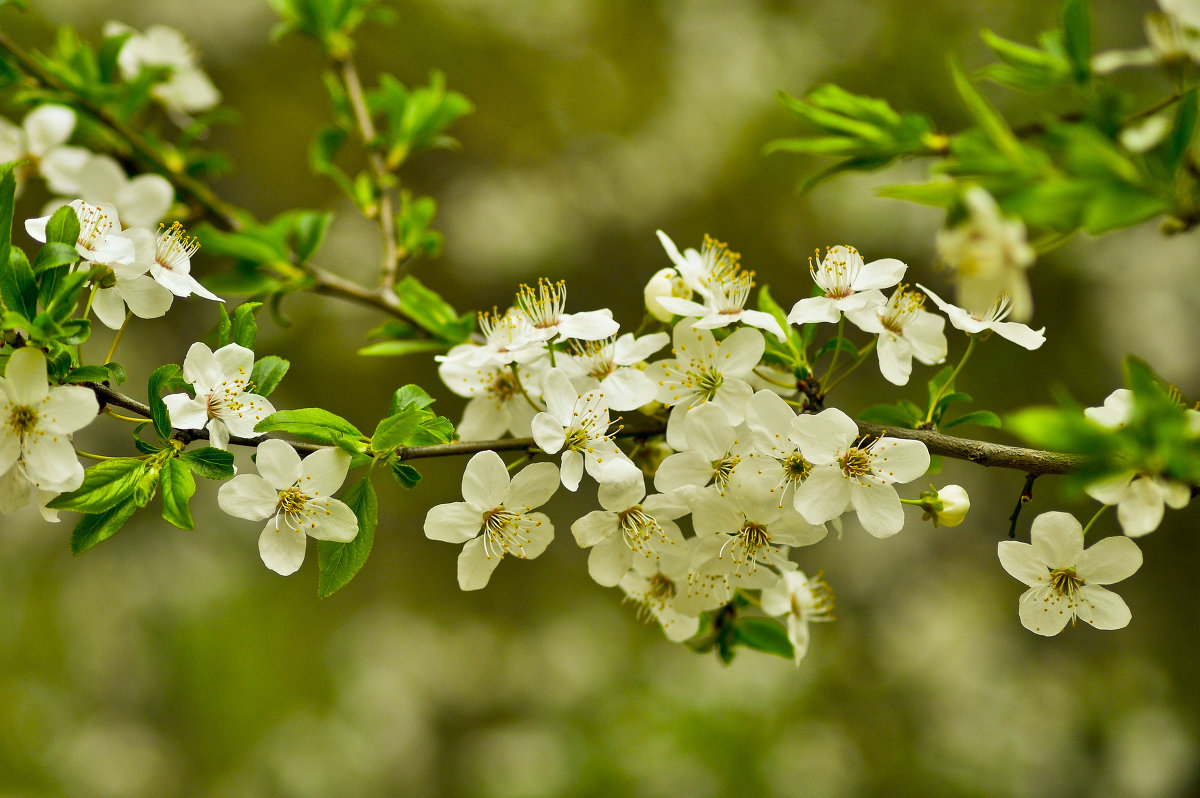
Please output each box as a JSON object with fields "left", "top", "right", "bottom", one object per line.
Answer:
{"left": 371, "top": 408, "right": 422, "bottom": 451}
{"left": 943, "top": 410, "right": 1003, "bottom": 430}
{"left": 1, "top": 247, "right": 36, "bottom": 321}
{"left": 859, "top": 403, "right": 921, "bottom": 428}
{"left": 44, "top": 204, "right": 80, "bottom": 247}
{"left": 317, "top": 476, "right": 377, "bottom": 597}
{"left": 256, "top": 408, "right": 364, "bottom": 445}
{"left": 394, "top": 274, "right": 473, "bottom": 342}
{"left": 357, "top": 339, "right": 450, "bottom": 357}
{"left": 31, "top": 241, "right": 79, "bottom": 273}
{"left": 390, "top": 461, "right": 421, "bottom": 488}
{"left": 50, "top": 458, "right": 146, "bottom": 513}
{"left": 1061, "top": 0, "right": 1092, "bottom": 83}
{"left": 148, "top": 364, "right": 181, "bottom": 439}
{"left": 389, "top": 384, "right": 436, "bottom": 415}
{"left": 249, "top": 355, "right": 289, "bottom": 397}
{"left": 71, "top": 496, "right": 139, "bottom": 554}
{"left": 63, "top": 365, "right": 111, "bottom": 383}
{"left": 179, "top": 446, "right": 236, "bottom": 479}
{"left": 949, "top": 58, "right": 1024, "bottom": 162}
{"left": 232, "top": 301, "right": 262, "bottom": 349}
{"left": 731, "top": 617, "right": 794, "bottom": 660}
{"left": 160, "top": 458, "right": 196, "bottom": 529}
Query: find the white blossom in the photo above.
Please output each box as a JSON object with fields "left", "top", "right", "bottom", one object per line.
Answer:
{"left": 570, "top": 477, "right": 688, "bottom": 586}
{"left": 787, "top": 245, "right": 905, "bottom": 326}
{"left": 917, "top": 283, "right": 1045, "bottom": 349}
{"left": 998, "top": 511, "right": 1142, "bottom": 636}
{"left": 105, "top": 22, "right": 221, "bottom": 114}
{"left": 530, "top": 369, "right": 640, "bottom": 491}
{"left": 653, "top": 402, "right": 754, "bottom": 496}
{"left": 438, "top": 356, "right": 544, "bottom": 441}
{"left": 846, "top": 284, "right": 948, "bottom": 386}
{"left": 937, "top": 187, "right": 1035, "bottom": 321}
{"left": 49, "top": 153, "right": 174, "bottom": 228}
{"left": 423, "top": 451, "right": 559, "bottom": 590}
{"left": 0, "top": 347, "right": 97, "bottom": 494}
{"left": 619, "top": 540, "right": 702, "bottom": 641}
{"left": 761, "top": 569, "right": 834, "bottom": 666}
{"left": 515, "top": 278, "right": 619, "bottom": 343}
{"left": 163, "top": 342, "right": 275, "bottom": 450}
{"left": 0, "top": 105, "right": 88, "bottom": 194}
{"left": 560, "top": 331, "right": 668, "bottom": 411}
{"left": 789, "top": 407, "right": 930, "bottom": 537}
{"left": 218, "top": 439, "right": 358, "bottom": 575}
{"left": 646, "top": 321, "right": 764, "bottom": 450}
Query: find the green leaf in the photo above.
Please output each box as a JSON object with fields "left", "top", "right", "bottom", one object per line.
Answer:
{"left": 390, "top": 461, "right": 421, "bottom": 488}
{"left": 256, "top": 408, "right": 364, "bottom": 445}
{"left": 949, "top": 58, "right": 1024, "bottom": 162}
{"left": 0, "top": 163, "right": 36, "bottom": 320}
{"left": 193, "top": 223, "right": 287, "bottom": 264}
{"left": 317, "top": 476, "right": 377, "bottom": 597}
{"left": 49, "top": 458, "right": 146, "bottom": 513}
{"left": 71, "top": 496, "right": 139, "bottom": 554}
{"left": 249, "top": 355, "right": 289, "bottom": 397}
{"left": 731, "top": 617, "right": 794, "bottom": 660}
{"left": 63, "top": 365, "right": 111, "bottom": 383}
{"left": 814, "top": 337, "right": 858, "bottom": 360}
{"left": 179, "top": 446, "right": 236, "bottom": 479}
{"left": 160, "top": 457, "right": 196, "bottom": 529}
{"left": 147, "top": 364, "right": 180, "bottom": 440}
{"left": 1061, "top": 0, "right": 1092, "bottom": 83}
{"left": 232, "top": 301, "right": 262, "bottom": 348}
{"left": 943, "top": 410, "right": 1003, "bottom": 429}
{"left": 858, "top": 403, "right": 921, "bottom": 428}
{"left": 357, "top": 339, "right": 450, "bottom": 357}
{"left": 371, "top": 408, "right": 423, "bottom": 451}
{"left": 389, "top": 384, "right": 436, "bottom": 415}
{"left": 394, "top": 274, "right": 473, "bottom": 342}
{"left": 289, "top": 210, "right": 333, "bottom": 263}
{"left": 1161, "top": 91, "right": 1198, "bottom": 172}
{"left": 44, "top": 204, "right": 80, "bottom": 247}
{"left": 31, "top": 241, "right": 79, "bottom": 273}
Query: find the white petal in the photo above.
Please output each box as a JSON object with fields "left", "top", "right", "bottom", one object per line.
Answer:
{"left": 786, "top": 296, "right": 839, "bottom": 326}
{"left": 720, "top": 327, "right": 766, "bottom": 377}
{"left": 654, "top": 451, "right": 716, "bottom": 493}
{"left": 531, "top": 412, "right": 567, "bottom": 455}
{"left": 1030, "top": 512, "right": 1084, "bottom": 569}
{"left": 853, "top": 257, "right": 906, "bottom": 290}
{"left": 792, "top": 466, "right": 851, "bottom": 524}
{"left": 588, "top": 535, "right": 635, "bottom": 587}
{"left": 557, "top": 309, "right": 620, "bottom": 340}
{"left": 90, "top": 286, "right": 127, "bottom": 330}
{"left": 4, "top": 347, "right": 50, "bottom": 404}
{"left": 255, "top": 439, "right": 302, "bottom": 490}
{"left": 115, "top": 173, "right": 174, "bottom": 228}
{"left": 457, "top": 536, "right": 502, "bottom": 590}
{"left": 461, "top": 450, "right": 509, "bottom": 510}
{"left": 259, "top": 521, "right": 307, "bottom": 575}
{"left": 560, "top": 450, "right": 584, "bottom": 491}
{"left": 1075, "top": 586, "right": 1132, "bottom": 630}
{"left": 849, "top": 483, "right": 904, "bottom": 537}
{"left": 424, "top": 501, "right": 482, "bottom": 543}
{"left": 41, "top": 385, "right": 99, "bottom": 434}
{"left": 219, "top": 474, "right": 279, "bottom": 520}
{"left": 307, "top": 498, "right": 359, "bottom": 542}
{"left": 299, "top": 448, "right": 351, "bottom": 497}
{"left": 505, "top": 461, "right": 559, "bottom": 509}
{"left": 1018, "top": 586, "right": 1073, "bottom": 636}
{"left": 118, "top": 274, "right": 174, "bottom": 319}
{"left": 572, "top": 510, "right": 617, "bottom": 548}
{"left": 997, "top": 540, "right": 1046, "bottom": 586}
{"left": 24, "top": 105, "right": 76, "bottom": 155}
{"left": 1114, "top": 476, "right": 1165, "bottom": 537}
{"left": 164, "top": 394, "right": 207, "bottom": 430}
{"left": 1077, "top": 535, "right": 1142, "bottom": 584}
{"left": 23, "top": 436, "right": 81, "bottom": 487}
{"left": 875, "top": 333, "right": 913, "bottom": 386}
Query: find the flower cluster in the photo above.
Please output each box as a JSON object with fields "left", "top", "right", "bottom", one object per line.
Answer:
{"left": 423, "top": 230, "right": 1057, "bottom": 662}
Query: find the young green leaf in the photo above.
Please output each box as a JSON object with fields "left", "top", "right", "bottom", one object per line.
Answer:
{"left": 160, "top": 457, "right": 196, "bottom": 529}
{"left": 179, "top": 446, "right": 236, "bottom": 479}
{"left": 249, "top": 355, "right": 289, "bottom": 397}
{"left": 256, "top": 408, "right": 364, "bottom": 445}
{"left": 49, "top": 458, "right": 147, "bottom": 513}
{"left": 71, "top": 496, "right": 139, "bottom": 554}
{"left": 147, "top": 364, "right": 181, "bottom": 439}
{"left": 317, "top": 476, "right": 378, "bottom": 597}
{"left": 731, "top": 617, "right": 794, "bottom": 660}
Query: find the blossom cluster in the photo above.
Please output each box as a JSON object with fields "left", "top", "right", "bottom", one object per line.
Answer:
{"left": 423, "top": 230, "right": 1060, "bottom": 661}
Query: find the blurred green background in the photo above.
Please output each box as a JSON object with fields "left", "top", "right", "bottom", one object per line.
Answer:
{"left": 4, "top": 0, "right": 1200, "bottom": 796}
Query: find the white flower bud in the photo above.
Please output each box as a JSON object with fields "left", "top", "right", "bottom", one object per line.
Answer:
{"left": 643, "top": 267, "right": 691, "bottom": 322}
{"left": 932, "top": 484, "right": 970, "bottom": 527}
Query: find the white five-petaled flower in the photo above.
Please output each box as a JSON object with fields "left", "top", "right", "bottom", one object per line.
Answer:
{"left": 531, "top": 369, "right": 640, "bottom": 491}
{"left": 998, "top": 511, "right": 1142, "bottom": 636}
{"left": 0, "top": 104, "right": 87, "bottom": 194}
{"left": 451, "top": 308, "right": 546, "bottom": 368}
{"left": 105, "top": 22, "right": 221, "bottom": 114}
{"left": 150, "top": 222, "right": 222, "bottom": 301}
{"left": 786, "top": 245, "right": 906, "bottom": 326}
{"left": 163, "top": 342, "right": 275, "bottom": 450}
{"left": 846, "top": 284, "right": 948, "bottom": 386}
{"left": 652, "top": 402, "right": 753, "bottom": 496}
{"left": 437, "top": 356, "right": 544, "bottom": 442}
{"left": 560, "top": 331, "right": 669, "bottom": 411}
{"left": 217, "top": 439, "right": 358, "bottom": 576}
{"left": 937, "top": 187, "right": 1036, "bottom": 322}
{"left": 515, "top": 278, "right": 619, "bottom": 343}
{"left": 619, "top": 540, "right": 702, "bottom": 641}
{"left": 570, "top": 476, "right": 688, "bottom": 586}
{"left": 653, "top": 232, "right": 785, "bottom": 341}
{"left": 646, "top": 321, "right": 765, "bottom": 450}
{"left": 1081, "top": 388, "right": 1192, "bottom": 536}
{"left": 761, "top": 569, "right": 835, "bottom": 666}
{"left": 26, "top": 200, "right": 173, "bottom": 329}
{"left": 917, "top": 284, "right": 1045, "bottom": 350}
{"left": 0, "top": 347, "right": 97, "bottom": 493}
{"left": 789, "top": 407, "right": 930, "bottom": 537}
{"left": 423, "top": 450, "right": 559, "bottom": 590}
{"left": 52, "top": 152, "right": 174, "bottom": 228}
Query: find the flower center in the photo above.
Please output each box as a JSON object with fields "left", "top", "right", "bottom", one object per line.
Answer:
{"left": 709, "top": 270, "right": 754, "bottom": 315}
{"left": 782, "top": 452, "right": 812, "bottom": 484}
{"left": 489, "top": 371, "right": 519, "bottom": 401}
{"left": 277, "top": 486, "right": 308, "bottom": 515}
{"left": 515, "top": 278, "right": 568, "bottom": 330}
{"left": 570, "top": 338, "right": 617, "bottom": 380}
{"left": 8, "top": 404, "right": 38, "bottom": 436}
{"left": 879, "top": 284, "right": 925, "bottom": 334}
{"left": 811, "top": 246, "right": 861, "bottom": 299}
{"left": 718, "top": 522, "right": 775, "bottom": 574}
{"left": 481, "top": 505, "right": 539, "bottom": 559}
{"left": 696, "top": 368, "right": 723, "bottom": 401}
{"left": 697, "top": 235, "right": 742, "bottom": 289}
{"left": 838, "top": 448, "right": 872, "bottom": 480}
{"left": 1049, "top": 567, "right": 1083, "bottom": 597}
{"left": 75, "top": 201, "right": 114, "bottom": 252}
{"left": 618, "top": 505, "right": 668, "bottom": 553}
{"left": 155, "top": 221, "right": 199, "bottom": 273}
{"left": 711, "top": 454, "right": 740, "bottom": 493}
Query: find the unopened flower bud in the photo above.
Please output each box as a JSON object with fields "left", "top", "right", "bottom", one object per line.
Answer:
{"left": 917, "top": 484, "right": 970, "bottom": 527}
{"left": 643, "top": 267, "right": 691, "bottom": 322}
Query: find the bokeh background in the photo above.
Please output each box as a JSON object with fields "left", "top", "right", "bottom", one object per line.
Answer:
{"left": 3, "top": 0, "right": 1200, "bottom": 795}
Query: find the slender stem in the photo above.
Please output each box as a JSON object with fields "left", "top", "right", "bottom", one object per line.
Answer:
{"left": 753, "top": 367, "right": 795, "bottom": 389}
{"left": 506, "top": 455, "right": 530, "bottom": 472}
{"left": 103, "top": 409, "right": 145, "bottom": 423}
{"left": 510, "top": 363, "right": 544, "bottom": 412}
{"left": 819, "top": 315, "right": 845, "bottom": 384}
{"left": 925, "top": 336, "right": 977, "bottom": 424}
{"left": 75, "top": 448, "right": 123, "bottom": 461}
{"left": 1081, "top": 503, "right": 1110, "bottom": 536}
{"left": 823, "top": 337, "right": 877, "bottom": 394}
{"left": 104, "top": 311, "right": 133, "bottom": 365}
{"left": 336, "top": 55, "right": 401, "bottom": 292}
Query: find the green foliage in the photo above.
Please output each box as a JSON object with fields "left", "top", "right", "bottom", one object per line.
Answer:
{"left": 687, "top": 598, "right": 794, "bottom": 664}
{"left": 1008, "top": 356, "right": 1200, "bottom": 487}
{"left": 267, "top": 0, "right": 391, "bottom": 56}
{"left": 316, "top": 475, "right": 378, "bottom": 596}
{"left": 757, "top": 285, "right": 804, "bottom": 369}
{"left": 70, "top": 496, "right": 138, "bottom": 554}
{"left": 49, "top": 458, "right": 147, "bottom": 513}
{"left": 160, "top": 457, "right": 196, "bottom": 529}
{"left": 249, "top": 355, "right": 290, "bottom": 397}
{"left": 255, "top": 408, "right": 365, "bottom": 449}
{"left": 367, "top": 71, "right": 473, "bottom": 168}
{"left": 395, "top": 191, "right": 443, "bottom": 260}
{"left": 388, "top": 274, "right": 473, "bottom": 344}
{"left": 147, "top": 364, "right": 181, "bottom": 440}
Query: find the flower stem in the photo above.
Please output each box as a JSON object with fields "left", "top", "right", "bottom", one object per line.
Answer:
{"left": 75, "top": 449, "right": 121, "bottom": 461}
{"left": 924, "top": 335, "right": 977, "bottom": 425}
{"left": 819, "top": 315, "right": 845, "bottom": 384}
{"left": 823, "top": 337, "right": 877, "bottom": 395}
{"left": 104, "top": 311, "right": 134, "bottom": 365}
{"left": 104, "top": 409, "right": 145, "bottom": 423}
{"left": 1081, "top": 503, "right": 1110, "bottom": 537}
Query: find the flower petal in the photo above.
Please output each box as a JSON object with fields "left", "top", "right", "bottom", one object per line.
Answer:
{"left": 255, "top": 439, "right": 302, "bottom": 490}
{"left": 424, "top": 501, "right": 482, "bottom": 543}
{"left": 1018, "top": 586, "right": 1073, "bottom": 636}
{"left": 1077, "top": 535, "right": 1142, "bottom": 584}
{"left": 1074, "top": 586, "right": 1132, "bottom": 630}
{"left": 997, "top": 540, "right": 1045, "bottom": 586}
{"left": 307, "top": 497, "right": 359, "bottom": 542}
{"left": 218, "top": 474, "right": 279, "bottom": 520}
{"left": 299, "top": 448, "right": 350, "bottom": 498}
{"left": 505, "top": 461, "right": 559, "bottom": 509}
{"left": 259, "top": 521, "right": 307, "bottom": 575}
{"left": 457, "top": 536, "right": 502, "bottom": 590}
{"left": 1030, "top": 512, "right": 1084, "bottom": 569}
{"left": 849, "top": 482, "right": 904, "bottom": 537}
{"left": 461, "top": 450, "right": 509, "bottom": 510}
{"left": 587, "top": 534, "right": 635, "bottom": 587}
